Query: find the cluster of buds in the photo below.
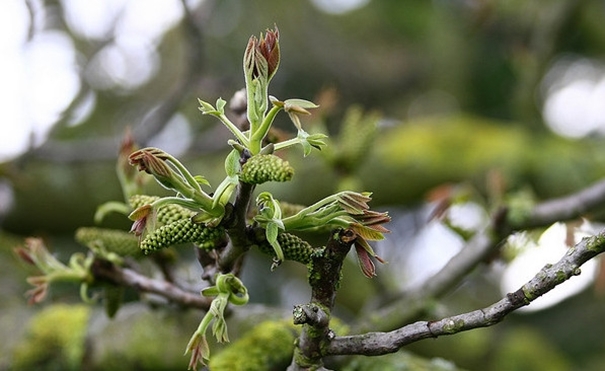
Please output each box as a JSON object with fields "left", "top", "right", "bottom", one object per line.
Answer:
{"left": 198, "top": 26, "right": 326, "bottom": 158}
{"left": 128, "top": 147, "right": 227, "bottom": 226}
{"left": 250, "top": 190, "right": 390, "bottom": 277}
{"left": 14, "top": 238, "right": 94, "bottom": 304}
{"left": 280, "top": 191, "right": 390, "bottom": 277}
{"left": 14, "top": 26, "right": 393, "bottom": 371}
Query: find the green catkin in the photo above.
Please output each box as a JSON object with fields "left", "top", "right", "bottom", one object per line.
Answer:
{"left": 240, "top": 154, "right": 294, "bottom": 184}
{"left": 75, "top": 227, "right": 141, "bottom": 257}
{"left": 256, "top": 233, "right": 317, "bottom": 264}
{"left": 129, "top": 194, "right": 158, "bottom": 208}
{"left": 140, "top": 218, "right": 226, "bottom": 253}
{"left": 129, "top": 195, "right": 195, "bottom": 225}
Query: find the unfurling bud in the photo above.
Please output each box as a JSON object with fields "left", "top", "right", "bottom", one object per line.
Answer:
{"left": 256, "top": 232, "right": 317, "bottom": 265}
{"left": 140, "top": 218, "right": 226, "bottom": 253}
{"left": 245, "top": 27, "right": 280, "bottom": 81}
{"left": 240, "top": 154, "right": 294, "bottom": 184}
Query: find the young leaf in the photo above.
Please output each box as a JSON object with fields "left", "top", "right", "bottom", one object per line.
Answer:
{"left": 284, "top": 98, "right": 319, "bottom": 110}
{"left": 215, "top": 98, "right": 226, "bottom": 114}
{"left": 198, "top": 99, "right": 216, "bottom": 114}
{"left": 224, "top": 149, "right": 241, "bottom": 178}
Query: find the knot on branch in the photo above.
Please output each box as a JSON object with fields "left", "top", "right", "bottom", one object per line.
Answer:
{"left": 293, "top": 303, "right": 330, "bottom": 326}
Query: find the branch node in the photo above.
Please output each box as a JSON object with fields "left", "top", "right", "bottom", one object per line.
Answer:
{"left": 293, "top": 303, "right": 329, "bottom": 326}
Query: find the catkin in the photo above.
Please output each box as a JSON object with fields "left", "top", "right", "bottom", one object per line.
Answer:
{"left": 140, "top": 218, "right": 226, "bottom": 253}
{"left": 240, "top": 154, "right": 294, "bottom": 184}
{"left": 256, "top": 233, "right": 317, "bottom": 264}
{"left": 75, "top": 227, "right": 141, "bottom": 257}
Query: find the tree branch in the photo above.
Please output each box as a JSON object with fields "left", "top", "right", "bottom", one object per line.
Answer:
{"left": 359, "top": 178, "right": 605, "bottom": 332}
{"left": 288, "top": 228, "right": 356, "bottom": 371}
{"left": 517, "top": 178, "right": 605, "bottom": 229}
{"left": 218, "top": 181, "right": 256, "bottom": 274}
{"left": 327, "top": 227, "right": 605, "bottom": 356}
{"left": 91, "top": 259, "right": 212, "bottom": 310}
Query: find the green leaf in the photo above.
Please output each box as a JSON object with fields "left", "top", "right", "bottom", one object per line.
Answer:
{"left": 266, "top": 223, "right": 284, "bottom": 263}
{"left": 224, "top": 149, "right": 240, "bottom": 177}
{"left": 194, "top": 175, "right": 211, "bottom": 187}
{"left": 284, "top": 98, "right": 319, "bottom": 110}
{"left": 266, "top": 222, "right": 279, "bottom": 244}
{"left": 198, "top": 99, "right": 216, "bottom": 114}
{"left": 306, "top": 133, "right": 328, "bottom": 150}
{"left": 295, "top": 130, "right": 312, "bottom": 156}
{"left": 351, "top": 223, "right": 386, "bottom": 241}
{"left": 216, "top": 98, "right": 227, "bottom": 114}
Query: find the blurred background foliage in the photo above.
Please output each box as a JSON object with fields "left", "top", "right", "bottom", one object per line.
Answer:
{"left": 3, "top": 0, "right": 605, "bottom": 370}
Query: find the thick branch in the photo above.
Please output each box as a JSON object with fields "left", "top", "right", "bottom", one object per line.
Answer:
{"left": 92, "top": 259, "right": 212, "bottom": 310}
{"left": 288, "top": 228, "right": 356, "bottom": 371}
{"left": 218, "top": 181, "right": 255, "bottom": 274}
{"left": 328, "top": 228, "right": 605, "bottom": 356}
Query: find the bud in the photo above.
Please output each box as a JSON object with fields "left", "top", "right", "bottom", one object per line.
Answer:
{"left": 240, "top": 154, "right": 294, "bottom": 184}
{"left": 245, "top": 27, "right": 280, "bottom": 81}
{"left": 128, "top": 148, "right": 177, "bottom": 191}
{"left": 244, "top": 27, "right": 281, "bottom": 131}
{"left": 140, "top": 218, "right": 226, "bottom": 253}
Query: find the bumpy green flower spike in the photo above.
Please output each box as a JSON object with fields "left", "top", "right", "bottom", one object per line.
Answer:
{"left": 256, "top": 233, "right": 318, "bottom": 265}
{"left": 75, "top": 227, "right": 141, "bottom": 258}
{"left": 240, "top": 154, "right": 294, "bottom": 184}
{"left": 140, "top": 218, "right": 226, "bottom": 254}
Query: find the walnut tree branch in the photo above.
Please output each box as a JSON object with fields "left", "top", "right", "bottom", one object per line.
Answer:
{"left": 516, "top": 178, "right": 605, "bottom": 229}
{"left": 91, "top": 259, "right": 212, "bottom": 310}
{"left": 288, "top": 228, "right": 357, "bottom": 371}
{"left": 327, "top": 227, "right": 605, "bottom": 356}
{"left": 359, "top": 177, "right": 605, "bottom": 332}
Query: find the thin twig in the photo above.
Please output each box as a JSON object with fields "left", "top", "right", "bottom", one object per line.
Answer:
{"left": 358, "top": 178, "right": 605, "bottom": 332}
{"left": 92, "top": 259, "right": 212, "bottom": 310}
{"left": 518, "top": 178, "right": 605, "bottom": 229}
{"left": 327, "top": 228, "right": 605, "bottom": 356}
